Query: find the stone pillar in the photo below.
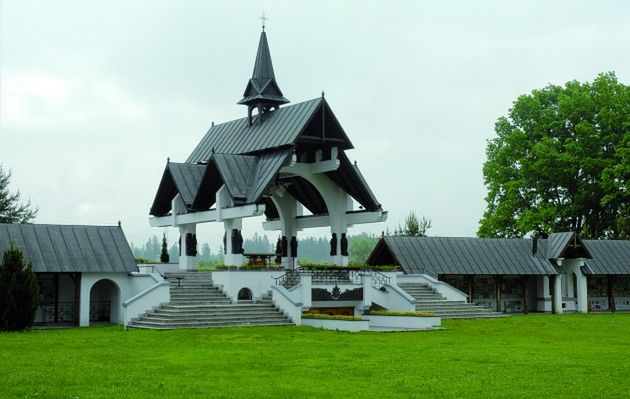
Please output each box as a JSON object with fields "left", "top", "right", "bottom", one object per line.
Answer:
{"left": 223, "top": 219, "right": 244, "bottom": 267}
{"left": 361, "top": 272, "right": 374, "bottom": 310}
{"left": 552, "top": 274, "right": 563, "bottom": 314}
{"left": 575, "top": 270, "right": 588, "bottom": 313}
{"left": 300, "top": 273, "right": 312, "bottom": 308}
{"left": 178, "top": 223, "right": 197, "bottom": 271}
{"left": 79, "top": 274, "right": 91, "bottom": 327}
{"left": 537, "top": 275, "right": 551, "bottom": 312}
{"left": 565, "top": 271, "right": 575, "bottom": 299}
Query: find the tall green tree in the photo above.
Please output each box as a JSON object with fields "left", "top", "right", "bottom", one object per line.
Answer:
{"left": 0, "top": 165, "right": 37, "bottom": 223}
{"left": 0, "top": 244, "right": 40, "bottom": 331}
{"left": 348, "top": 233, "right": 378, "bottom": 265}
{"left": 394, "top": 211, "right": 432, "bottom": 237}
{"left": 160, "top": 234, "right": 170, "bottom": 263}
{"left": 479, "top": 72, "right": 630, "bottom": 238}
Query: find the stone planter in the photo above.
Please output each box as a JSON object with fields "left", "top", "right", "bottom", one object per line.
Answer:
{"left": 301, "top": 318, "right": 369, "bottom": 332}
{"left": 364, "top": 315, "right": 441, "bottom": 331}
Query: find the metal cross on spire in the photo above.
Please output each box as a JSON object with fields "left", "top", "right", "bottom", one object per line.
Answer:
{"left": 260, "top": 13, "right": 267, "bottom": 31}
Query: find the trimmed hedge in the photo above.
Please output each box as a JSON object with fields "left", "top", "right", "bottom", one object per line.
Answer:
{"left": 366, "top": 310, "right": 434, "bottom": 317}
{"left": 302, "top": 313, "right": 363, "bottom": 321}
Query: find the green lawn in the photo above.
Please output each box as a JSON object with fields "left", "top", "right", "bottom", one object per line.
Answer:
{"left": 0, "top": 314, "right": 629, "bottom": 398}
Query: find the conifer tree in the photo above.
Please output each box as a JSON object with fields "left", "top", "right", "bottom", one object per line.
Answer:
{"left": 0, "top": 244, "right": 40, "bottom": 331}
{"left": 160, "top": 234, "right": 170, "bottom": 263}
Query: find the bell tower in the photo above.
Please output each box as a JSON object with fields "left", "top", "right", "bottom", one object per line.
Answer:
{"left": 237, "top": 23, "right": 289, "bottom": 125}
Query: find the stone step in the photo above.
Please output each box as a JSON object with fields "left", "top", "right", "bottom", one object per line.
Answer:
{"left": 142, "top": 314, "right": 289, "bottom": 323}
{"left": 150, "top": 311, "right": 285, "bottom": 319}
{"left": 162, "top": 303, "right": 274, "bottom": 311}
{"left": 128, "top": 320, "right": 292, "bottom": 330}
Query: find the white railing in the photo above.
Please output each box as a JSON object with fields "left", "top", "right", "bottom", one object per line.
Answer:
{"left": 122, "top": 274, "right": 170, "bottom": 328}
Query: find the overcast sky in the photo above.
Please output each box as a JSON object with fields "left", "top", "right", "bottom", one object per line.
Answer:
{"left": 1, "top": 1, "right": 629, "bottom": 248}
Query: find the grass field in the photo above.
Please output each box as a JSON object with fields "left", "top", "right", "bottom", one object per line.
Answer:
{"left": 0, "top": 314, "right": 629, "bottom": 398}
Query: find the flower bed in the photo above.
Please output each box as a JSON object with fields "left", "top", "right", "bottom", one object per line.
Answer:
{"left": 301, "top": 315, "right": 369, "bottom": 332}
{"left": 367, "top": 310, "right": 434, "bottom": 317}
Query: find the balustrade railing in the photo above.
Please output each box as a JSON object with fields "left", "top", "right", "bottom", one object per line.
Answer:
{"left": 274, "top": 267, "right": 391, "bottom": 289}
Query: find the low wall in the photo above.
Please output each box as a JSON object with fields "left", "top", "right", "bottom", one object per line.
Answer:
{"left": 271, "top": 285, "right": 303, "bottom": 324}
{"left": 212, "top": 270, "right": 285, "bottom": 301}
{"left": 301, "top": 318, "right": 369, "bottom": 332}
{"left": 364, "top": 315, "right": 441, "bottom": 330}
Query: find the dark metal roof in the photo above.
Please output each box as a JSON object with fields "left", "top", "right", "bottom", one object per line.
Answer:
{"left": 545, "top": 232, "right": 575, "bottom": 259}
{"left": 583, "top": 240, "right": 630, "bottom": 275}
{"left": 214, "top": 149, "right": 293, "bottom": 204}
{"left": 369, "top": 236, "right": 559, "bottom": 276}
{"left": 238, "top": 31, "right": 289, "bottom": 106}
{"left": 0, "top": 224, "right": 138, "bottom": 273}
{"left": 326, "top": 153, "right": 381, "bottom": 212}
{"left": 167, "top": 163, "right": 206, "bottom": 206}
{"left": 150, "top": 149, "right": 292, "bottom": 216}
{"left": 187, "top": 98, "right": 324, "bottom": 161}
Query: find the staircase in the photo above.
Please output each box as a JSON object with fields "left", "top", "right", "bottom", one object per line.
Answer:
{"left": 128, "top": 272, "right": 293, "bottom": 329}
{"left": 398, "top": 283, "right": 505, "bottom": 319}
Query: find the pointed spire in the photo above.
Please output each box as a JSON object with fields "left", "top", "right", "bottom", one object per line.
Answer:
{"left": 238, "top": 29, "right": 289, "bottom": 124}
{"left": 252, "top": 31, "right": 276, "bottom": 84}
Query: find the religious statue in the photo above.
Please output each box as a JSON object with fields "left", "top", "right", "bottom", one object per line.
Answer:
{"left": 185, "top": 233, "right": 197, "bottom": 256}
{"left": 237, "top": 230, "right": 244, "bottom": 254}
{"left": 340, "top": 233, "right": 348, "bottom": 256}
{"left": 330, "top": 233, "right": 337, "bottom": 256}
{"left": 223, "top": 231, "right": 226, "bottom": 254}
{"left": 290, "top": 236, "right": 298, "bottom": 258}
{"left": 231, "top": 229, "right": 239, "bottom": 254}
{"left": 281, "top": 236, "right": 288, "bottom": 257}
{"left": 275, "top": 237, "right": 282, "bottom": 264}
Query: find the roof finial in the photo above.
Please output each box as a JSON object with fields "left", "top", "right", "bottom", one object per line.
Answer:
{"left": 167, "top": 157, "right": 170, "bottom": 163}
{"left": 321, "top": 90, "right": 325, "bottom": 98}
{"left": 211, "top": 121, "right": 214, "bottom": 127}
{"left": 117, "top": 220, "right": 121, "bottom": 228}
{"left": 260, "top": 13, "right": 267, "bottom": 32}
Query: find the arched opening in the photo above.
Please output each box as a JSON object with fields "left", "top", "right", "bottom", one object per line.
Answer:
{"left": 237, "top": 287, "right": 253, "bottom": 301}
{"left": 89, "top": 279, "right": 120, "bottom": 325}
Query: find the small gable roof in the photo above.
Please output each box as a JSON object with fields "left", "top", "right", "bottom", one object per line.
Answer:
{"left": 0, "top": 224, "right": 138, "bottom": 274}
{"left": 150, "top": 149, "right": 293, "bottom": 216}
{"left": 368, "top": 236, "right": 560, "bottom": 277}
{"left": 583, "top": 240, "right": 630, "bottom": 275}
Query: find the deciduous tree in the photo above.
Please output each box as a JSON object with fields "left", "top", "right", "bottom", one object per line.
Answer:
{"left": 479, "top": 72, "right": 630, "bottom": 238}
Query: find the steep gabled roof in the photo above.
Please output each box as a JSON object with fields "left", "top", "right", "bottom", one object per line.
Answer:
{"left": 367, "top": 236, "right": 560, "bottom": 277}
{"left": 238, "top": 31, "right": 289, "bottom": 107}
{"left": 188, "top": 98, "right": 324, "bottom": 161}
{"left": 583, "top": 240, "right": 630, "bottom": 275}
{"left": 545, "top": 232, "right": 576, "bottom": 259}
{"left": 150, "top": 149, "right": 293, "bottom": 216}
{"left": 0, "top": 224, "right": 137, "bottom": 273}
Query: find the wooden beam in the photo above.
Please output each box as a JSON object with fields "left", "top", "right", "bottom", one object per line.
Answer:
{"left": 608, "top": 275, "right": 616, "bottom": 312}
{"left": 467, "top": 275, "right": 474, "bottom": 304}
{"left": 262, "top": 210, "right": 388, "bottom": 231}
{"left": 522, "top": 275, "right": 529, "bottom": 314}
{"left": 550, "top": 275, "right": 557, "bottom": 314}
{"left": 149, "top": 203, "right": 265, "bottom": 227}
{"left": 495, "top": 276, "right": 502, "bottom": 313}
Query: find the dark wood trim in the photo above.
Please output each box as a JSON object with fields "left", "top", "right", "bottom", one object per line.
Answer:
{"left": 467, "top": 275, "right": 474, "bottom": 303}
{"left": 608, "top": 275, "right": 616, "bottom": 312}
{"left": 522, "top": 275, "right": 529, "bottom": 314}
{"left": 74, "top": 272, "right": 81, "bottom": 326}
{"left": 53, "top": 274, "right": 60, "bottom": 323}
{"left": 495, "top": 275, "right": 502, "bottom": 313}
{"left": 550, "top": 275, "right": 556, "bottom": 314}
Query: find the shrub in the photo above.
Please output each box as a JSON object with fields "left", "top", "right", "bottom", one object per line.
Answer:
{"left": 298, "top": 262, "right": 400, "bottom": 272}
{"left": 0, "top": 244, "right": 40, "bottom": 331}
{"left": 366, "top": 310, "right": 434, "bottom": 317}
{"left": 302, "top": 313, "right": 363, "bottom": 321}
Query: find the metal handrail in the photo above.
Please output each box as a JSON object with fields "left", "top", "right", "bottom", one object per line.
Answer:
{"left": 371, "top": 270, "right": 391, "bottom": 290}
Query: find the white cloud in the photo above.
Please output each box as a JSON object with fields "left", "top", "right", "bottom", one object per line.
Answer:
{"left": 1, "top": 71, "right": 150, "bottom": 130}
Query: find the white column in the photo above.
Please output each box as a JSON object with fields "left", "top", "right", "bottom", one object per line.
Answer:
{"left": 223, "top": 218, "right": 244, "bottom": 267}
{"left": 300, "top": 274, "right": 312, "bottom": 308}
{"left": 178, "top": 223, "right": 197, "bottom": 271}
{"left": 573, "top": 261, "right": 589, "bottom": 313}
{"left": 553, "top": 275, "right": 563, "bottom": 314}
{"left": 565, "top": 272, "right": 574, "bottom": 299}
{"left": 537, "top": 275, "right": 552, "bottom": 312}
{"left": 79, "top": 274, "right": 91, "bottom": 327}
{"left": 271, "top": 189, "right": 298, "bottom": 269}
{"left": 361, "top": 273, "right": 373, "bottom": 310}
